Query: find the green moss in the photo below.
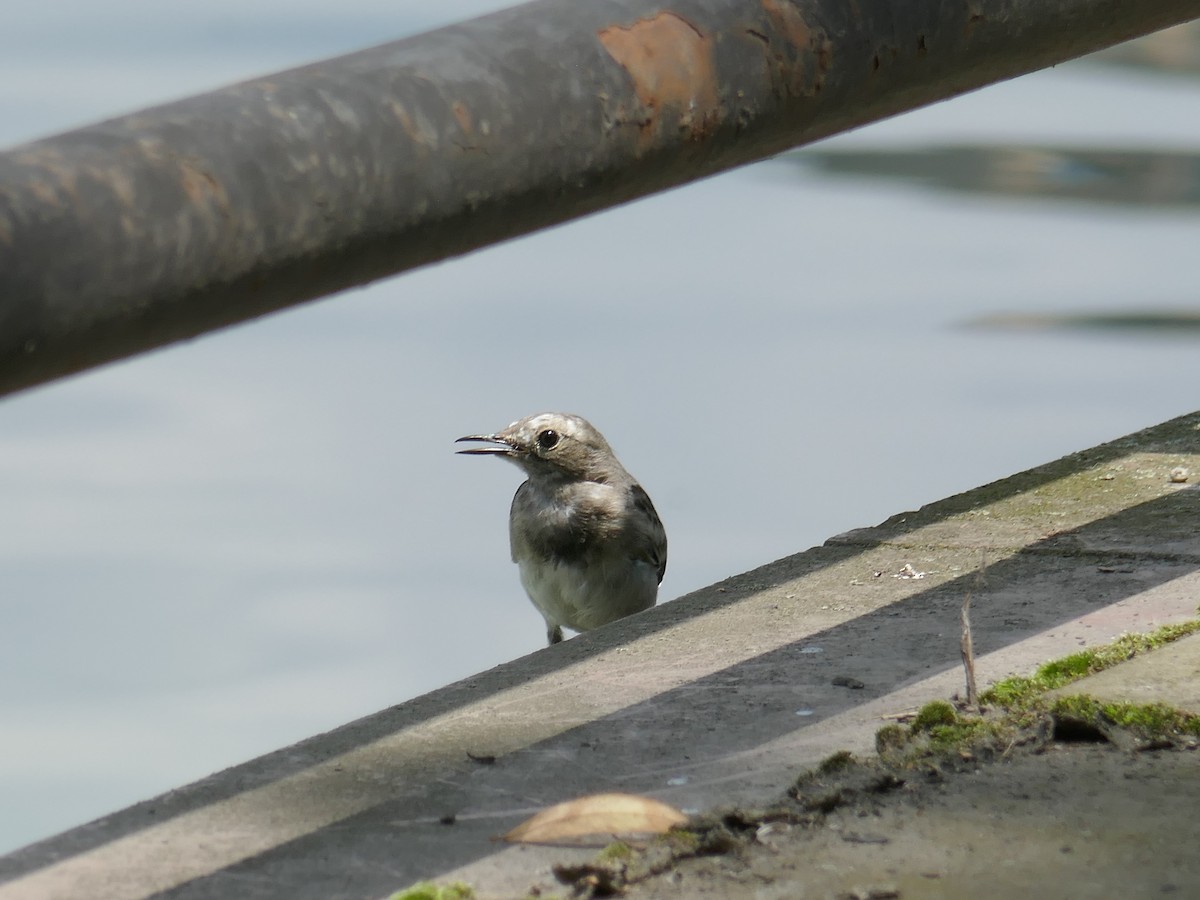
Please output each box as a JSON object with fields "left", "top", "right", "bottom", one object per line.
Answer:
{"left": 656, "top": 828, "right": 701, "bottom": 854}
{"left": 875, "top": 724, "right": 908, "bottom": 755}
{"left": 1051, "top": 696, "right": 1200, "bottom": 739}
{"left": 597, "top": 840, "right": 634, "bottom": 862}
{"left": 1037, "top": 651, "right": 1095, "bottom": 681}
{"left": 912, "top": 700, "right": 958, "bottom": 731}
{"left": 984, "top": 678, "right": 1063, "bottom": 708}
{"left": 983, "top": 675, "right": 1041, "bottom": 708}
{"left": 983, "top": 620, "right": 1200, "bottom": 709}
{"left": 389, "top": 881, "right": 475, "bottom": 900}
{"left": 874, "top": 705, "right": 1006, "bottom": 764}
{"left": 925, "top": 716, "right": 1004, "bottom": 752}
{"left": 817, "top": 750, "right": 856, "bottom": 774}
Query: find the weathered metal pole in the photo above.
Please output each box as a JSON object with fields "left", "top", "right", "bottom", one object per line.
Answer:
{"left": 1, "top": 0, "right": 1197, "bottom": 397}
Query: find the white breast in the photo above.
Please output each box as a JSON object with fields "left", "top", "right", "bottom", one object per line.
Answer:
{"left": 517, "top": 554, "right": 659, "bottom": 634}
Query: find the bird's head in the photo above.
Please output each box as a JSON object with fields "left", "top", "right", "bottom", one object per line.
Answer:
{"left": 456, "top": 412, "right": 621, "bottom": 482}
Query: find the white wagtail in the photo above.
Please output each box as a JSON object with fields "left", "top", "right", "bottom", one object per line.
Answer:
{"left": 456, "top": 412, "right": 667, "bottom": 645}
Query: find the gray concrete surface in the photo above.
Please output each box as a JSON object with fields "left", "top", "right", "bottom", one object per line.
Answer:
{"left": 1, "top": 411, "right": 1198, "bottom": 900}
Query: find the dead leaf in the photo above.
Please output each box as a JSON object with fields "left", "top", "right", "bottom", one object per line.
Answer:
{"left": 501, "top": 792, "right": 688, "bottom": 846}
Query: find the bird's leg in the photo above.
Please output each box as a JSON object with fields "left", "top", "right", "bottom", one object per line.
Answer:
{"left": 547, "top": 624, "right": 563, "bottom": 645}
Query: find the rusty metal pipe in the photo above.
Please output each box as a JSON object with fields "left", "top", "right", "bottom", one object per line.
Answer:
{"left": 1, "top": 0, "right": 1198, "bottom": 397}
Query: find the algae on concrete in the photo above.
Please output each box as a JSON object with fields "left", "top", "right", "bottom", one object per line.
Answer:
{"left": 1049, "top": 695, "right": 1200, "bottom": 740}
{"left": 389, "top": 880, "right": 475, "bottom": 900}
{"left": 984, "top": 619, "right": 1200, "bottom": 707}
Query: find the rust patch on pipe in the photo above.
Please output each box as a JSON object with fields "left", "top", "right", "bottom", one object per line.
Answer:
{"left": 759, "top": 0, "right": 832, "bottom": 98}
{"left": 597, "top": 12, "right": 722, "bottom": 143}
{"left": 389, "top": 100, "right": 439, "bottom": 151}
{"left": 178, "top": 160, "right": 227, "bottom": 209}
{"left": 27, "top": 178, "right": 64, "bottom": 208}
{"left": 452, "top": 101, "right": 473, "bottom": 135}
{"left": 96, "top": 165, "right": 137, "bottom": 209}
{"left": 762, "top": 0, "right": 811, "bottom": 46}
{"left": 131, "top": 139, "right": 231, "bottom": 218}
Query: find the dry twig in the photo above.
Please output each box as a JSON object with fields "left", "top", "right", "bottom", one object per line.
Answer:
{"left": 960, "top": 562, "right": 985, "bottom": 708}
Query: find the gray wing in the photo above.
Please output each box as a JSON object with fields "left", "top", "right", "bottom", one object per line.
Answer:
{"left": 628, "top": 483, "right": 667, "bottom": 584}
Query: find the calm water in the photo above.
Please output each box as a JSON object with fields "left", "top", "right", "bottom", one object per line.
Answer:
{"left": 3, "top": 3, "right": 1200, "bottom": 854}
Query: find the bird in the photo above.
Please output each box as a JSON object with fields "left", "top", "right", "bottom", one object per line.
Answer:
{"left": 456, "top": 412, "right": 667, "bottom": 645}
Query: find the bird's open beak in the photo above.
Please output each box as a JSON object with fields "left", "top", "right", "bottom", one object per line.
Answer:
{"left": 455, "top": 434, "right": 516, "bottom": 456}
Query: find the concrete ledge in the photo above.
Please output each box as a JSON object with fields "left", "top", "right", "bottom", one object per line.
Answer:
{"left": 2, "top": 411, "right": 1198, "bottom": 899}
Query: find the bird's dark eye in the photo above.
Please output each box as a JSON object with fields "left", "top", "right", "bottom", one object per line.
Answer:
{"left": 536, "top": 429, "right": 560, "bottom": 451}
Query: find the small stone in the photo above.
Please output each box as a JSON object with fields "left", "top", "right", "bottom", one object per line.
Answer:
{"left": 841, "top": 831, "right": 890, "bottom": 845}
{"left": 837, "top": 887, "right": 901, "bottom": 900}
{"left": 756, "top": 821, "right": 789, "bottom": 842}
{"left": 1168, "top": 467, "right": 1189, "bottom": 483}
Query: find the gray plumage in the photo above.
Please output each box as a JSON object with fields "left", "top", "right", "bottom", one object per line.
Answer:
{"left": 456, "top": 412, "right": 667, "bottom": 645}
